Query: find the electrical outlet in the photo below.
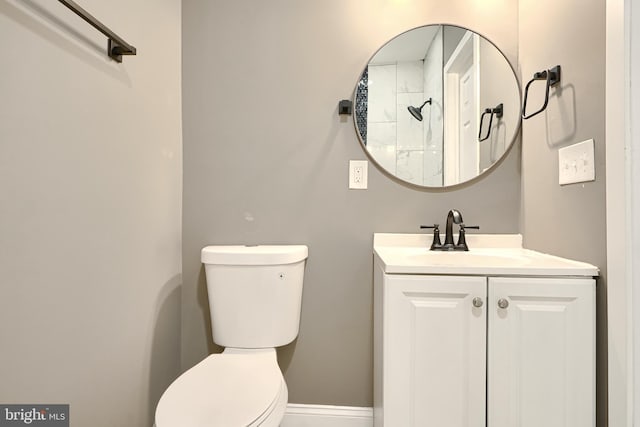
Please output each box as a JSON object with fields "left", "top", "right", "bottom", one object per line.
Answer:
{"left": 558, "top": 139, "right": 595, "bottom": 185}
{"left": 349, "top": 160, "right": 368, "bottom": 189}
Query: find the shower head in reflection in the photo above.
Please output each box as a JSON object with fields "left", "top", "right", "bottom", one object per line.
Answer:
{"left": 407, "top": 98, "right": 432, "bottom": 121}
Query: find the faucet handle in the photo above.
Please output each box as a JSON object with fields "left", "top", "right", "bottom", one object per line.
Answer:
{"left": 455, "top": 224, "right": 480, "bottom": 251}
{"left": 420, "top": 224, "right": 439, "bottom": 229}
{"left": 420, "top": 224, "right": 442, "bottom": 250}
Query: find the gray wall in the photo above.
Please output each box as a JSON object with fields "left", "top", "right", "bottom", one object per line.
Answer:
{"left": 182, "top": 0, "right": 520, "bottom": 406}
{"left": 518, "top": 0, "right": 607, "bottom": 425}
{"left": 0, "top": 1, "right": 182, "bottom": 426}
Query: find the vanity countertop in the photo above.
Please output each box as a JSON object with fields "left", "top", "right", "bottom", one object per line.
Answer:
{"left": 374, "top": 233, "right": 599, "bottom": 277}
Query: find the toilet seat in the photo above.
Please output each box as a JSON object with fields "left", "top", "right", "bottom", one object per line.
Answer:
{"left": 155, "top": 348, "right": 286, "bottom": 427}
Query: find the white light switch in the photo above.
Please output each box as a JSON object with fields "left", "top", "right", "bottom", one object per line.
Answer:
{"left": 558, "top": 139, "right": 595, "bottom": 185}
{"left": 349, "top": 160, "right": 368, "bottom": 189}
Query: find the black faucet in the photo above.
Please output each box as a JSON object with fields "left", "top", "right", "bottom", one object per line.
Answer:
{"left": 443, "top": 209, "right": 463, "bottom": 250}
{"left": 421, "top": 209, "right": 479, "bottom": 251}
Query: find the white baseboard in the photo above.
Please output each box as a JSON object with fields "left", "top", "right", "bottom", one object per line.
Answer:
{"left": 280, "top": 404, "right": 373, "bottom": 427}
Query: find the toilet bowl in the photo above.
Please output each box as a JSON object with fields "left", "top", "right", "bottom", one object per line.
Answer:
{"left": 155, "top": 349, "right": 286, "bottom": 427}
{"left": 155, "top": 245, "right": 308, "bottom": 427}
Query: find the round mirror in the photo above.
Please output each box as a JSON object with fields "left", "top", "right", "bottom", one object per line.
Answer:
{"left": 353, "top": 24, "right": 521, "bottom": 187}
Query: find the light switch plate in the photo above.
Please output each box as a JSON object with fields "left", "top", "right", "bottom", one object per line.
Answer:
{"left": 558, "top": 139, "right": 595, "bottom": 185}
{"left": 349, "top": 160, "right": 368, "bottom": 189}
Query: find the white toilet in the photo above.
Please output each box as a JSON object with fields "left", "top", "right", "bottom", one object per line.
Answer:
{"left": 155, "top": 244, "right": 308, "bottom": 427}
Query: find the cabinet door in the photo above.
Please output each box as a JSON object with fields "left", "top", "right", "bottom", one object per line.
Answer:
{"left": 487, "top": 277, "right": 595, "bottom": 427}
{"left": 384, "top": 275, "right": 487, "bottom": 427}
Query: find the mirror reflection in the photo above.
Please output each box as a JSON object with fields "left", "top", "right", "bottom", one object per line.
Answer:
{"left": 354, "top": 25, "right": 521, "bottom": 187}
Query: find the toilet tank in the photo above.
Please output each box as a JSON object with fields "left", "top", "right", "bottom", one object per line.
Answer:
{"left": 201, "top": 245, "right": 308, "bottom": 349}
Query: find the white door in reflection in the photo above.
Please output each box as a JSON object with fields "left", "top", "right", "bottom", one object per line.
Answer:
{"left": 444, "top": 31, "right": 480, "bottom": 186}
{"left": 459, "top": 64, "right": 479, "bottom": 182}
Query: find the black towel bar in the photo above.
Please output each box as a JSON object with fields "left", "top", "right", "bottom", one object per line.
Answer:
{"left": 521, "top": 65, "right": 561, "bottom": 120}
{"left": 58, "top": 0, "right": 137, "bottom": 62}
{"left": 478, "top": 103, "right": 503, "bottom": 142}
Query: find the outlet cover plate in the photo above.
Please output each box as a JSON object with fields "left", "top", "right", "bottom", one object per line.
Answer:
{"left": 558, "top": 139, "right": 595, "bottom": 185}
{"left": 349, "top": 160, "right": 368, "bottom": 189}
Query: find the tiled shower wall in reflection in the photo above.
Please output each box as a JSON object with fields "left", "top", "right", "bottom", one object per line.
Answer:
{"left": 365, "top": 33, "right": 443, "bottom": 186}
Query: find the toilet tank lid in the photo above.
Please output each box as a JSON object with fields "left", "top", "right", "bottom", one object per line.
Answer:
{"left": 201, "top": 245, "right": 308, "bottom": 265}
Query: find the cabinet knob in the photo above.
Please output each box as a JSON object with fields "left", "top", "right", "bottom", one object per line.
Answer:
{"left": 497, "top": 298, "right": 509, "bottom": 309}
{"left": 472, "top": 297, "right": 484, "bottom": 308}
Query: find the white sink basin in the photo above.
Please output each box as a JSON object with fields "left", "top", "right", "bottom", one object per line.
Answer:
{"left": 374, "top": 233, "right": 599, "bottom": 276}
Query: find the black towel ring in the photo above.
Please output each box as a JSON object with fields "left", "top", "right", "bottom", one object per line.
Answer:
{"left": 478, "top": 103, "right": 504, "bottom": 142}
{"left": 522, "top": 65, "right": 561, "bottom": 120}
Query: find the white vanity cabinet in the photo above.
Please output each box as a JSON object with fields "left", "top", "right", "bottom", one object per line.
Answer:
{"left": 372, "top": 234, "right": 597, "bottom": 427}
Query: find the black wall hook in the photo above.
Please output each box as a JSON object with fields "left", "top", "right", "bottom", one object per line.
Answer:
{"left": 522, "top": 65, "right": 561, "bottom": 120}
{"left": 478, "top": 103, "right": 504, "bottom": 142}
{"left": 338, "top": 99, "right": 353, "bottom": 116}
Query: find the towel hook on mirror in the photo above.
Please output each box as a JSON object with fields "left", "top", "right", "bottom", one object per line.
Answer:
{"left": 521, "top": 65, "right": 561, "bottom": 120}
{"left": 478, "top": 103, "right": 504, "bottom": 142}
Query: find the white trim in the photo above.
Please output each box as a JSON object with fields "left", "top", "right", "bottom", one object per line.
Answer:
{"left": 444, "top": 72, "right": 460, "bottom": 185}
{"left": 630, "top": 0, "right": 640, "bottom": 421}
{"left": 280, "top": 404, "right": 373, "bottom": 427}
{"left": 606, "top": 0, "right": 634, "bottom": 425}
{"left": 472, "top": 33, "right": 481, "bottom": 179}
